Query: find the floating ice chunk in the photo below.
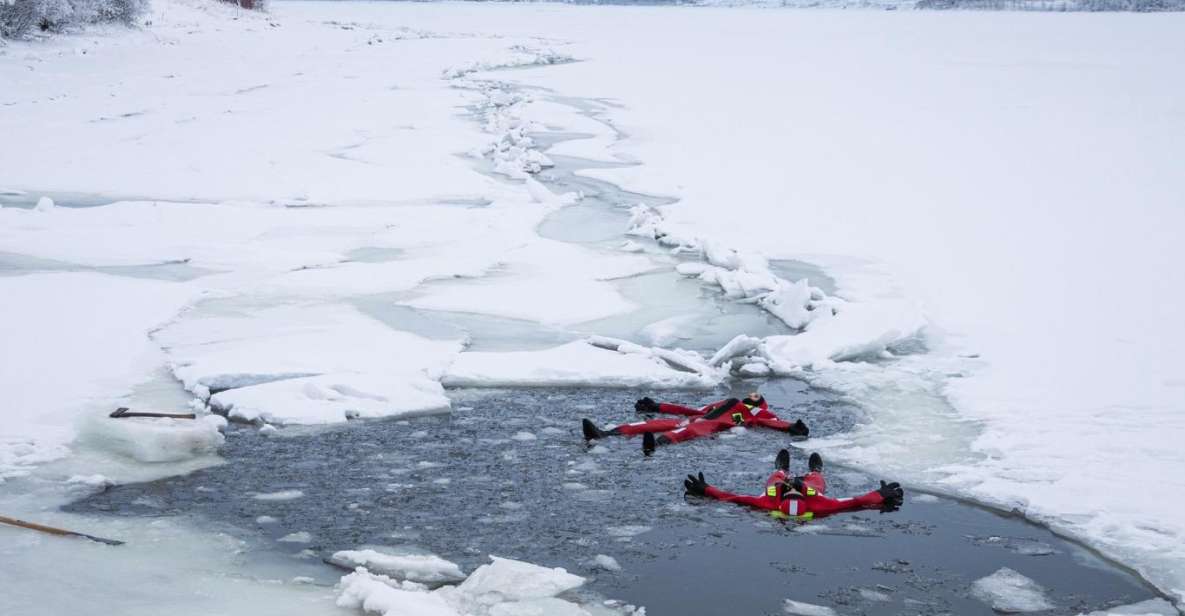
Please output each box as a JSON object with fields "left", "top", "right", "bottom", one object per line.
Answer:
{"left": 511, "top": 431, "right": 537, "bottom": 441}
{"left": 539, "top": 427, "right": 565, "bottom": 436}
{"left": 562, "top": 482, "right": 587, "bottom": 491}
{"left": 256, "top": 515, "right": 278, "bottom": 524}
{"left": 77, "top": 414, "right": 224, "bottom": 463}
{"left": 34, "top": 196, "right": 55, "bottom": 212}
{"left": 259, "top": 424, "right": 278, "bottom": 436}
{"left": 605, "top": 525, "right": 651, "bottom": 539}
{"left": 593, "top": 554, "right": 621, "bottom": 572}
{"left": 912, "top": 493, "right": 940, "bottom": 503}
{"left": 858, "top": 588, "right": 890, "bottom": 601}
{"left": 278, "top": 531, "right": 312, "bottom": 543}
{"left": 783, "top": 599, "right": 838, "bottom": 616}
{"left": 454, "top": 555, "right": 584, "bottom": 602}
{"left": 253, "top": 489, "right": 304, "bottom": 501}
{"left": 337, "top": 568, "right": 456, "bottom": 616}
{"left": 970, "top": 568, "right": 1053, "bottom": 613}
{"left": 329, "top": 549, "right": 466, "bottom": 584}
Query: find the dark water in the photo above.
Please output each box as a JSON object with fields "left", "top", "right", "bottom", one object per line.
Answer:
{"left": 67, "top": 380, "right": 1158, "bottom": 615}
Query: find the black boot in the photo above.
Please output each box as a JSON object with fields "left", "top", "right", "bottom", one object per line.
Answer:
{"left": 582, "top": 418, "right": 605, "bottom": 441}
{"left": 775, "top": 449, "right": 790, "bottom": 472}
{"left": 642, "top": 432, "right": 657, "bottom": 456}
{"left": 635, "top": 397, "right": 660, "bottom": 414}
{"left": 809, "top": 452, "right": 823, "bottom": 473}
{"left": 787, "top": 419, "right": 809, "bottom": 437}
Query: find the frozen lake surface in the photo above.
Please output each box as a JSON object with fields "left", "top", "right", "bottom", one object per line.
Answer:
{"left": 67, "top": 383, "right": 1158, "bottom": 615}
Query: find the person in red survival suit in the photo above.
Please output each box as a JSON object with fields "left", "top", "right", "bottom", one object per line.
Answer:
{"left": 581, "top": 392, "right": 809, "bottom": 455}
{"left": 682, "top": 449, "right": 904, "bottom": 520}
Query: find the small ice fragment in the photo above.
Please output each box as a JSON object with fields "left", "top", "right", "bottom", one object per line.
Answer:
{"left": 913, "top": 493, "right": 939, "bottom": 503}
{"left": 67, "top": 474, "right": 112, "bottom": 489}
{"left": 256, "top": 515, "right": 278, "bottom": 524}
{"left": 783, "top": 599, "right": 838, "bottom": 616}
{"left": 410, "top": 430, "right": 429, "bottom": 438}
{"left": 290, "top": 576, "right": 315, "bottom": 585}
{"left": 278, "top": 531, "right": 312, "bottom": 543}
{"left": 511, "top": 431, "right": 537, "bottom": 441}
{"left": 540, "top": 426, "right": 565, "bottom": 436}
{"left": 858, "top": 588, "right": 890, "bottom": 601}
{"left": 563, "top": 482, "right": 587, "bottom": 491}
{"left": 433, "top": 478, "right": 451, "bottom": 485}
{"left": 253, "top": 489, "right": 304, "bottom": 501}
{"left": 970, "top": 568, "right": 1053, "bottom": 613}
{"left": 593, "top": 554, "right": 621, "bottom": 572}
{"left": 605, "top": 525, "right": 651, "bottom": 538}
{"left": 259, "top": 424, "right": 278, "bottom": 436}
{"left": 34, "top": 196, "right": 55, "bottom": 212}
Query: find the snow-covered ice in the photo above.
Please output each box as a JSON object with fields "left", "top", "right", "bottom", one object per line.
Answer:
{"left": 3, "top": 0, "right": 1184, "bottom": 611}
{"left": 335, "top": 555, "right": 635, "bottom": 616}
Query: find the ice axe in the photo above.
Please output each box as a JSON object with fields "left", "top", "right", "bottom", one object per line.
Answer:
{"left": 0, "top": 515, "right": 125, "bottom": 546}
{"left": 109, "top": 407, "right": 196, "bottom": 420}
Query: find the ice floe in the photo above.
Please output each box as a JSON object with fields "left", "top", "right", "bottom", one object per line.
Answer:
{"left": 970, "top": 568, "right": 1054, "bottom": 613}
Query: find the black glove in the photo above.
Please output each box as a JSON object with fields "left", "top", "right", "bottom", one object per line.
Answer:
{"left": 684, "top": 472, "right": 708, "bottom": 496}
{"left": 876, "top": 481, "right": 904, "bottom": 512}
{"left": 635, "top": 397, "right": 660, "bottom": 414}
{"left": 786, "top": 419, "right": 809, "bottom": 437}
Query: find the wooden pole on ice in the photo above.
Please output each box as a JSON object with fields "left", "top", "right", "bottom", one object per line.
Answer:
{"left": 0, "top": 515, "right": 125, "bottom": 546}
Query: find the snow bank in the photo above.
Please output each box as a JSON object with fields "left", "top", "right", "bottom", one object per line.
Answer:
{"left": 970, "top": 568, "right": 1054, "bottom": 613}
{"left": 336, "top": 555, "right": 641, "bottom": 616}
{"left": 442, "top": 338, "right": 723, "bottom": 389}
{"left": 0, "top": 272, "right": 196, "bottom": 481}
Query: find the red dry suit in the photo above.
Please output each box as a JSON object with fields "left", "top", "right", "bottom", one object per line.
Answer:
{"left": 610, "top": 397, "right": 804, "bottom": 445}
{"left": 703, "top": 469, "right": 887, "bottom": 520}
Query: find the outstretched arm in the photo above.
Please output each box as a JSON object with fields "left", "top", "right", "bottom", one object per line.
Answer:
{"left": 684, "top": 473, "right": 779, "bottom": 511}
{"left": 750, "top": 415, "right": 809, "bottom": 436}
{"left": 797, "top": 482, "right": 903, "bottom": 517}
{"left": 657, "top": 402, "right": 707, "bottom": 417}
